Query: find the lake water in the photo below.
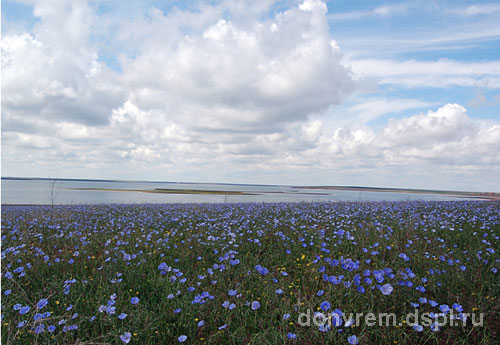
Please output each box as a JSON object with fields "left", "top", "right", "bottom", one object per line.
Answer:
{"left": 1, "top": 178, "right": 474, "bottom": 205}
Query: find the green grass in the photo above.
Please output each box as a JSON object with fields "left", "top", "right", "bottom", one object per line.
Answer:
{"left": 1, "top": 201, "right": 499, "bottom": 345}
{"left": 67, "top": 188, "right": 254, "bottom": 195}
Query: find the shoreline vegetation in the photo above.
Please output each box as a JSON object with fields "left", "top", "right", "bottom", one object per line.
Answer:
{"left": 292, "top": 186, "right": 500, "bottom": 201}
{"left": 67, "top": 187, "right": 256, "bottom": 196}
{"left": 65, "top": 188, "right": 330, "bottom": 196}
{"left": 64, "top": 186, "right": 500, "bottom": 201}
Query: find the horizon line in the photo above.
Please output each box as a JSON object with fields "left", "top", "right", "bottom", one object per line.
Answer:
{"left": 2, "top": 176, "right": 498, "bottom": 195}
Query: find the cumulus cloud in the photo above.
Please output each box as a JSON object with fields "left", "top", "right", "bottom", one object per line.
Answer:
{"left": 381, "top": 104, "right": 476, "bottom": 146}
{"left": 1, "top": 0, "right": 358, "bottom": 177}
{"left": 119, "top": 0, "right": 354, "bottom": 134}
{"left": 321, "top": 104, "right": 500, "bottom": 169}
{"left": 2, "top": 0, "right": 354, "bottom": 138}
{"left": 1, "top": 9, "right": 122, "bottom": 129}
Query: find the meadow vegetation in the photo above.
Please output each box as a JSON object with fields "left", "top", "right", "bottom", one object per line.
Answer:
{"left": 1, "top": 201, "right": 499, "bottom": 344}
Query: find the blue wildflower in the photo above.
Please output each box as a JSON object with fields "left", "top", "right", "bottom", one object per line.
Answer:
{"left": 379, "top": 283, "right": 393, "bottom": 295}
{"left": 320, "top": 301, "right": 331, "bottom": 311}
{"left": 413, "top": 324, "right": 423, "bottom": 332}
{"left": 120, "top": 332, "right": 132, "bottom": 343}
{"left": 439, "top": 304, "right": 450, "bottom": 313}
{"left": 35, "top": 324, "right": 45, "bottom": 334}
{"left": 348, "top": 335, "right": 359, "bottom": 344}
{"left": 453, "top": 303, "right": 463, "bottom": 312}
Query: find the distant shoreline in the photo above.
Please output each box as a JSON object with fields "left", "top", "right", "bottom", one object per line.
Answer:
{"left": 3, "top": 176, "right": 498, "bottom": 194}
{"left": 3, "top": 177, "right": 499, "bottom": 201}
{"left": 293, "top": 186, "right": 500, "bottom": 201}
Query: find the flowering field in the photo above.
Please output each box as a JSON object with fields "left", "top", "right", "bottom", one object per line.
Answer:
{"left": 1, "top": 201, "right": 499, "bottom": 344}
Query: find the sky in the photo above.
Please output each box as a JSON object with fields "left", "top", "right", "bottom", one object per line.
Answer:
{"left": 2, "top": 0, "right": 500, "bottom": 192}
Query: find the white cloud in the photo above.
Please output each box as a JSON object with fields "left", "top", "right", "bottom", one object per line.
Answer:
{"left": 335, "top": 25, "right": 500, "bottom": 59}
{"left": 382, "top": 104, "right": 473, "bottom": 142}
{"left": 118, "top": 0, "right": 354, "bottom": 133}
{"left": 2, "top": 0, "right": 354, "bottom": 127}
{"left": 329, "top": 104, "right": 500, "bottom": 169}
{"left": 1, "top": 3, "right": 123, "bottom": 127}
{"left": 349, "top": 58, "right": 500, "bottom": 88}
{"left": 452, "top": 4, "right": 500, "bottom": 16}
{"left": 261, "top": 103, "right": 498, "bottom": 189}
{"left": 2, "top": 0, "right": 355, "bottom": 171}
{"left": 327, "top": 4, "right": 409, "bottom": 21}
{"left": 345, "top": 98, "right": 437, "bottom": 124}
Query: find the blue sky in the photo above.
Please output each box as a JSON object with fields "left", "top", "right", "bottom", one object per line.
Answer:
{"left": 2, "top": 0, "right": 500, "bottom": 191}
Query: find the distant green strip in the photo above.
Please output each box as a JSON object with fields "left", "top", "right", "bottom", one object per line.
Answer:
{"left": 67, "top": 188, "right": 255, "bottom": 195}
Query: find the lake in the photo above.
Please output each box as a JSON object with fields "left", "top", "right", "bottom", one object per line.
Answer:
{"left": 0, "top": 178, "right": 476, "bottom": 205}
